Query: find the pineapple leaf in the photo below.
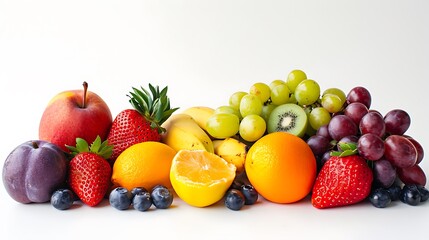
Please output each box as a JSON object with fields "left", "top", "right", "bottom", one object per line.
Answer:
{"left": 134, "top": 87, "right": 151, "bottom": 107}
{"left": 162, "top": 107, "right": 180, "bottom": 122}
{"left": 148, "top": 84, "right": 159, "bottom": 99}
{"left": 160, "top": 86, "right": 168, "bottom": 97}
{"left": 129, "top": 91, "right": 148, "bottom": 115}
{"left": 127, "top": 83, "right": 179, "bottom": 130}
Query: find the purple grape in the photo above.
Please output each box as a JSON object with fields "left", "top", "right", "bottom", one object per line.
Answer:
{"left": 359, "top": 112, "right": 386, "bottom": 137}
{"left": 357, "top": 133, "right": 385, "bottom": 160}
{"left": 397, "top": 165, "right": 427, "bottom": 186}
{"left": 343, "top": 102, "right": 369, "bottom": 126}
{"left": 316, "top": 125, "right": 331, "bottom": 140}
{"left": 338, "top": 135, "right": 359, "bottom": 144}
{"left": 384, "top": 109, "right": 411, "bottom": 135}
{"left": 373, "top": 159, "right": 396, "bottom": 188}
{"left": 406, "top": 137, "right": 424, "bottom": 164}
{"left": 384, "top": 135, "right": 418, "bottom": 168}
{"left": 369, "top": 109, "right": 383, "bottom": 116}
{"left": 307, "top": 135, "right": 332, "bottom": 156}
{"left": 328, "top": 115, "right": 358, "bottom": 141}
{"left": 318, "top": 151, "right": 332, "bottom": 170}
{"left": 347, "top": 86, "right": 371, "bottom": 108}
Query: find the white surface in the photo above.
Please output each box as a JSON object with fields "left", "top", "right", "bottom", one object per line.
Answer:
{"left": 1, "top": 0, "right": 428, "bottom": 239}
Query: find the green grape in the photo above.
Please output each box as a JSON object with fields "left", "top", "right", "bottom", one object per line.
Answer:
{"left": 323, "top": 88, "right": 346, "bottom": 105}
{"left": 215, "top": 105, "right": 242, "bottom": 120}
{"left": 239, "top": 114, "right": 266, "bottom": 142}
{"left": 309, "top": 107, "right": 331, "bottom": 130}
{"left": 261, "top": 104, "right": 277, "bottom": 123}
{"left": 229, "top": 91, "right": 247, "bottom": 110}
{"left": 306, "top": 122, "right": 317, "bottom": 136}
{"left": 239, "top": 94, "right": 263, "bottom": 117}
{"left": 269, "top": 79, "right": 285, "bottom": 90}
{"left": 304, "top": 106, "right": 317, "bottom": 136}
{"left": 270, "top": 83, "right": 290, "bottom": 105}
{"left": 249, "top": 82, "right": 271, "bottom": 103}
{"left": 287, "top": 93, "right": 297, "bottom": 104}
{"left": 286, "top": 69, "right": 307, "bottom": 93}
{"left": 294, "top": 79, "right": 320, "bottom": 106}
{"left": 206, "top": 113, "right": 240, "bottom": 139}
{"left": 321, "top": 93, "right": 343, "bottom": 113}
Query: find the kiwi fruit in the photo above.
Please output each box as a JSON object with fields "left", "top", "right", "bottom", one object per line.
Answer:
{"left": 267, "top": 103, "right": 308, "bottom": 137}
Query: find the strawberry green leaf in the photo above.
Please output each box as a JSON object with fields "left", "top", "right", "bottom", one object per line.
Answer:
{"left": 90, "top": 136, "right": 102, "bottom": 153}
{"left": 338, "top": 142, "right": 356, "bottom": 151}
{"left": 76, "top": 138, "right": 90, "bottom": 153}
{"left": 67, "top": 136, "right": 113, "bottom": 159}
{"left": 331, "top": 142, "right": 358, "bottom": 157}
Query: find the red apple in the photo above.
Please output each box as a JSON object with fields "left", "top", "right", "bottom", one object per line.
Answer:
{"left": 39, "top": 82, "right": 112, "bottom": 152}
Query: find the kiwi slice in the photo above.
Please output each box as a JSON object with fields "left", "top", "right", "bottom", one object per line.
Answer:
{"left": 267, "top": 103, "right": 308, "bottom": 137}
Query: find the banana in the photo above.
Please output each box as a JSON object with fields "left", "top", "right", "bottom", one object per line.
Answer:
{"left": 213, "top": 138, "right": 248, "bottom": 174}
{"left": 161, "top": 113, "right": 214, "bottom": 153}
{"left": 181, "top": 106, "right": 215, "bottom": 132}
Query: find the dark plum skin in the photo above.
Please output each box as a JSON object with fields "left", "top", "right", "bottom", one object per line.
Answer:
{"left": 2, "top": 140, "right": 68, "bottom": 203}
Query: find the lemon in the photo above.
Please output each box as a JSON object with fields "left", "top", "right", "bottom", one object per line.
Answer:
{"left": 111, "top": 141, "right": 176, "bottom": 191}
{"left": 170, "top": 150, "right": 236, "bottom": 207}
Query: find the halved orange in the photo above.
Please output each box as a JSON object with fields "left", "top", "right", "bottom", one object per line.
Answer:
{"left": 170, "top": 150, "right": 236, "bottom": 207}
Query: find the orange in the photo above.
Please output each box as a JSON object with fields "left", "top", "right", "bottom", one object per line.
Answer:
{"left": 111, "top": 141, "right": 176, "bottom": 191}
{"left": 170, "top": 150, "right": 236, "bottom": 207}
{"left": 245, "top": 132, "right": 316, "bottom": 203}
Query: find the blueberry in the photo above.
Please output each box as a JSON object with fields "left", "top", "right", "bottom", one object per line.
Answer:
{"left": 151, "top": 185, "right": 173, "bottom": 209}
{"left": 225, "top": 189, "right": 245, "bottom": 211}
{"left": 386, "top": 184, "right": 401, "bottom": 201}
{"left": 240, "top": 184, "right": 258, "bottom": 205}
{"left": 131, "top": 187, "right": 148, "bottom": 198}
{"left": 368, "top": 188, "right": 391, "bottom": 208}
{"left": 133, "top": 191, "right": 152, "bottom": 212}
{"left": 400, "top": 185, "right": 421, "bottom": 206}
{"left": 109, "top": 187, "right": 132, "bottom": 210}
{"left": 51, "top": 189, "right": 74, "bottom": 210}
{"left": 416, "top": 185, "right": 429, "bottom": 202}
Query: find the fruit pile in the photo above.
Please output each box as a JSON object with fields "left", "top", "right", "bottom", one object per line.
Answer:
{"left": 1, "top": 70, "right": 427, "bottom": 212}
{"left": 202, "top": 69, "right": 427, "bottom": 208}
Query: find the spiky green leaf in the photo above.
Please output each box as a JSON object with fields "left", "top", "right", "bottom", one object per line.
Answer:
{"left": 76, "top": 138, "right": 89, "bottom": 153}
{"left": 148, "top": 84, "right": 158, "bottom": 99}
{"left": 89, "top": 136, "right": 102, "bottom": 153}
{"left": 66, "top": 136, "right": 113, "bottom": 159}
{"left": 330, "top": 142, "right": 358, "bottom": 157}
{"left": 127, "top": 83, "right": 179, "bottom": 130}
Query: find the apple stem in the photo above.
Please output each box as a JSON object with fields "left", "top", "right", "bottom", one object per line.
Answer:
{"left": 82, "top": 81, "right": 88, "bottom": 108}
{"left": 31, "top": 141, "right": 39, "bottom": 149}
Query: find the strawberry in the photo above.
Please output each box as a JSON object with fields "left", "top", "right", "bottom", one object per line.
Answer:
{"left": 107, "top": 84, "right": 178, "bottom": 162}
{"left": 67, "top": 136, "right": 113, "bottom": 207}
{"left": 311, "top": 143, "right": 373, "bottom": 209}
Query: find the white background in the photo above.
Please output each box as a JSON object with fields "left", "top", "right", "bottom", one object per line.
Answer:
{"left": 1, "top": 0, "right": 428, "bottom": 239}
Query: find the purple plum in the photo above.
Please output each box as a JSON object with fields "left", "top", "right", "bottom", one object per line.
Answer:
{"left": 2, "top": 140, "right": 68, "bottom": 203}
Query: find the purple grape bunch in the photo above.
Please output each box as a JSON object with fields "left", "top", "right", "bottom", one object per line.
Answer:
{"left": 306, "top": 86, "right": 426, "bottom": 207}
